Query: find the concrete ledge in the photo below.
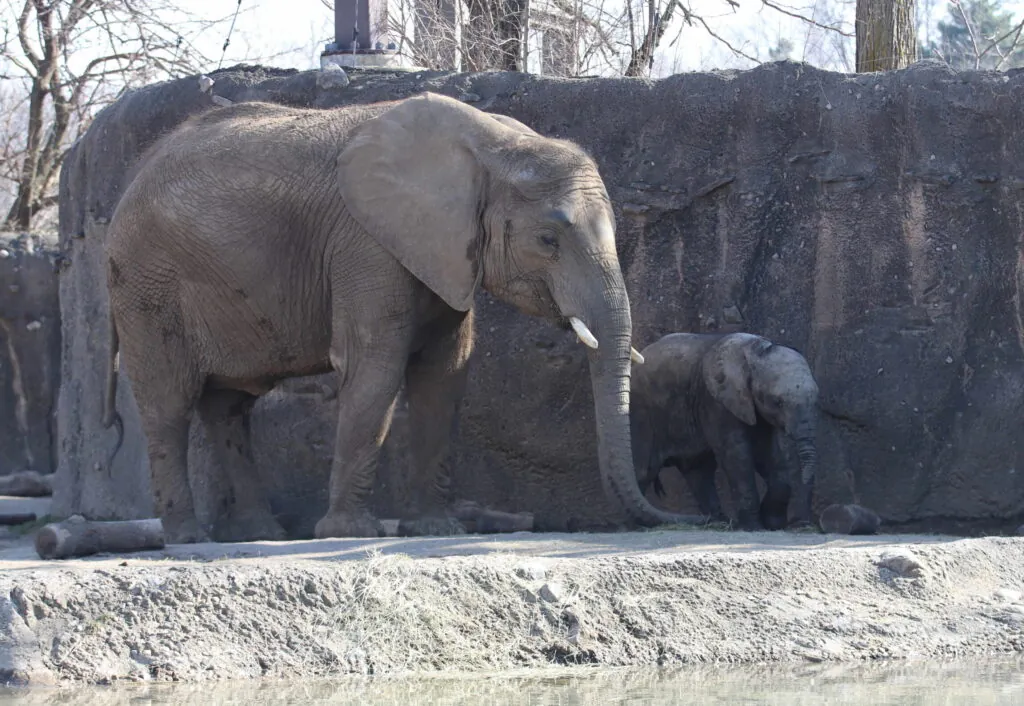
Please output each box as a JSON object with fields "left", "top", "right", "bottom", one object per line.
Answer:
{"left": 2, "top": 531, "right": 1023, "bottom": 685}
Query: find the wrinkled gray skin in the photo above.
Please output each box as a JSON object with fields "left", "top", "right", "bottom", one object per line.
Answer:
{"left": 103, "top": 92, "right": 705, "bottom": 544}
{"left": 631, "top": 333, "right": 819, "bottom": 531}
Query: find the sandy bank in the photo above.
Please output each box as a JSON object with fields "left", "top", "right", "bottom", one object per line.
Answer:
{"left": 2, "top": 528, "right": 1023, "bottom": 685}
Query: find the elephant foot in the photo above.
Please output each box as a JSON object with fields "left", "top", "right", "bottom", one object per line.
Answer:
{"left": 734, "top": 511, "right": 764, "bottom": 532}
{"left": 314, "top": 510, "right": 382, "bottom": 539}
{"left": 212, "top": 508, "right": 287, "bottom": 543}
{"left": 760, "top": 510, "right": 789, "bottom": 531}
{"left": 397, "top": 515, "right": 466, "bottom": 537}
{"left": 162, "top": 514, "right": 211, "bottom": 545}
{"left": 786, "top": 518, "right": 819, "bottom": 533}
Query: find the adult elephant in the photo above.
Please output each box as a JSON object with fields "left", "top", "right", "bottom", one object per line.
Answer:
{"left": 102, "top": 92, "right": 704, "bottom": 543}
{"left": 631, "top": 333, "right": 819, "bottom": 531}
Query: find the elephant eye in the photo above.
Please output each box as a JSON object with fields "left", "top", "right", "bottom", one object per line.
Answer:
{"left": 538, "top": 233, "right": 559, "bottom": 249}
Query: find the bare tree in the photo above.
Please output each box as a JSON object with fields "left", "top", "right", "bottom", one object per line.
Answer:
{"left": 855, "top": 0, "right": 917, "bottom": 71}
{"left": 0, "top": 1, "right": 229, "bottom": 231}
{"left": 350, "top": 0, "right": 860, "bottom": 78}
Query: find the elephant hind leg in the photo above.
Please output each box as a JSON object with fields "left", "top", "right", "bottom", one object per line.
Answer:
{"left": 196, "top": 388, "right": 286, "bottom": 543}
{"left": 118, "top": 333, "right": 206, "bottom": 544}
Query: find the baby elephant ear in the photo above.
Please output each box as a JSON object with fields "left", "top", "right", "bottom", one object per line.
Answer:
{"left": 702, "top": 336, "right": 758, "bottom": 426}
{"left": 336, "top": 93, "right": 514, "bottom": 312}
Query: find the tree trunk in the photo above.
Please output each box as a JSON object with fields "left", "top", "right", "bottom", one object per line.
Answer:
{"left": 498, "top": 0, "right": 525, "bottom": 70}
{"left": 624, "top": 0, "right": 679, "bottom": 77}
{"left": 856, "top": 0, "right": 918, "bottom": 72}
{"left": 34, "top": 516, "right": 166, "bottom": 560}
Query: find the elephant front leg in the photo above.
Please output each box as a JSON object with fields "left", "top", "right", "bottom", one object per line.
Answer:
{"left": 756, "top": 432, "right": 791, "bottom": 531}
{"left": 397, "top": 309, "right": 473, "bottom": 537}
{"left": 196, "top": 389, "right": 286, "bottom": 543}
{"left": 315, "top": 358, "right": 406, "bottom": 539}
{"left": 790, "top": 476, "right": 815, "bottom": 529}
{"left": 711, "top": 435, "right": 763, "bottom": 531}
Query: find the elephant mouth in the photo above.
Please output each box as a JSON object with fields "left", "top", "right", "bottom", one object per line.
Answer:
{"left": 557, "top": 315, "right": 644, "bottom": 364}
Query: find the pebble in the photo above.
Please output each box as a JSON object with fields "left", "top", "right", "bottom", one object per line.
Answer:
{"left": 877, "top": 549, "right": 925, "bottom": 578}
{"left": 317, "top": 64, "right": 350, "bottom": 90}
{"left": 515, "top": 562, "right": 547, "bottom": 581}
{"left": 539, "top": 582, "right": 564, "bottom": 603}
{"left": 994, "top": 588, "right": 1022, "bottom": 602}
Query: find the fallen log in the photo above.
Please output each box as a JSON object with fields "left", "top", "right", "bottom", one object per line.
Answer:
{"left": 819, "top": 504, "right": 881, "bottom": 535}
{"left": 35, "top": 516, "right": 165, "bottom": 560}
{"left": 0, "top": 471, "right": 53, "bottom": 497}
{"left": 0, "top": 512, "right": 37, "bottom": 526}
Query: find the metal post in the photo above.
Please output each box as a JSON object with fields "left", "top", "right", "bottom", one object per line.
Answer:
{"left": 322, "top": 0, "right": 409, "bottom": 69}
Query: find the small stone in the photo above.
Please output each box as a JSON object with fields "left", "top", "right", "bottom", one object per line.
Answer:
{"left": 317, "top": 64, "right": 350, "bottom": 90}
{"left": 211, "top": 95, "right": 233, "bottom": 107}
{"left": 877, "top": 549, "right": 925, "bottom": 578}
{"left": 197, "top": 75, "right": 214, "bottom": 93}
{"left": 26, "top": 320, "right": 42, "bottom": 331}
{"left": 459, "top": 92, "right": 481, "bottom": 103}
{"left": 723, "top": 305, "right": 743, "bottom": 324}
{"left": 0, "top": 248, "right": 10, "bottom": 258}
{"left": 539, "top": 582, "right": 564, "bottom": 603}
{"left": 515, "top": 562, "right": 547, "bottom": 581}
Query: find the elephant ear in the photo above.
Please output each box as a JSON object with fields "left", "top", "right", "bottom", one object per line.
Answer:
{"left": 337, "top": 93, "right": 517, "bottom": 312}
{"left": 703, "top": 335, "right": 758, "bottom": 426}
{"left": 485, "top": 112, "right": 539, "bottom": 136}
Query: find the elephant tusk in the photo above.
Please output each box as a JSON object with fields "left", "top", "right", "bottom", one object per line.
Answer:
{"left": 631, "top": 347, "right": 645, "bottom": 365}
{"left": 569, "top": 317, "right": 599, "bottom": 349}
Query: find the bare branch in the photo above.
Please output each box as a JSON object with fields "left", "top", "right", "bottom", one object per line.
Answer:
{"left": 2, "top": 0, "right": 236, "bottom": 230}
{"left": 760, "top": 0, "right": 854, "bottom": 37}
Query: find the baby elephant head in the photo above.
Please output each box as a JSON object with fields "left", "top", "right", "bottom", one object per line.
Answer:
{"left": 702, "top": 333, "right": 819, "bottom": 438}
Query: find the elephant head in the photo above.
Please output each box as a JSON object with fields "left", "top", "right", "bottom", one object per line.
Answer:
{"left": 336, "top": 92, "right": 698, "bottom": 527}
{"left": 702, "top": 334, "right": 819, "bottom": 492}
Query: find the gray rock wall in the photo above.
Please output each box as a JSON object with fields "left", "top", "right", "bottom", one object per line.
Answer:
{"left": 53, "top": 61, "right": 1024, "bottom": 534}
{"left": 0, "top": 233, "right": 60, "bottom": 477}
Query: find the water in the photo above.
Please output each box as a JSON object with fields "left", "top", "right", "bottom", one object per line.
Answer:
{"left": 3, "top": 657, "right": 1024, "bottom": 704}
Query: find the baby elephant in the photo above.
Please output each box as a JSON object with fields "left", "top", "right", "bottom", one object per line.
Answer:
{"left": 631, "top": 332, "right": 819, "bottom": 531}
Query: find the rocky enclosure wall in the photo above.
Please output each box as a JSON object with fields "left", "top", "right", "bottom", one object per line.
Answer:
{"left": 0, "top": 233, "right": 60, "bottom": 476}
{"left": 53, "top": 61, "right": 1024, "bottom": 534}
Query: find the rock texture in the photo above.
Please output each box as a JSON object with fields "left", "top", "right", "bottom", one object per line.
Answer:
{"left": 0, "top": 233, "right": 60, "bottom": 477}
{"left": 54, "top": 61, "right": 1024, "bottom": 534}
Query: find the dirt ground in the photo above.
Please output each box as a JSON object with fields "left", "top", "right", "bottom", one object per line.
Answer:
{"left": 2, "top": 496, "right": 1024, "bottom": 686}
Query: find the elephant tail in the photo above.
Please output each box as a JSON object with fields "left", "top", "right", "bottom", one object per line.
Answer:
{"left": 102, "top": 304, "right": 124, "bottom": 473}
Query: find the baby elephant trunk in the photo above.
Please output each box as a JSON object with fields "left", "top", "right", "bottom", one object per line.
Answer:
{"left": 793, "top": 436, "right": 817, "bottom": 525}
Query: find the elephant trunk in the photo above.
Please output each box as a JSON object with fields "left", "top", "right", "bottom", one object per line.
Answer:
{"left": 583, "top": 279, "right": 709, "bottom": 528}
{"left": 792, "top": 434, "right": 817, "bottom": 525}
